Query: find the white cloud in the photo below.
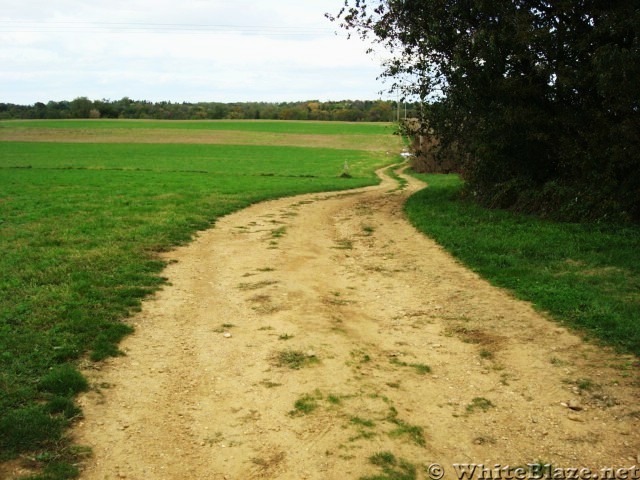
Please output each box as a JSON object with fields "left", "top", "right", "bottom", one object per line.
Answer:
{"left": 0, "top": 0, "right": 387, "bottom": 104}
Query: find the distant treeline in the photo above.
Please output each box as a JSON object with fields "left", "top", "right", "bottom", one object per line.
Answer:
{"left": 0, "top": 97, "right": 418, "bottom": 122}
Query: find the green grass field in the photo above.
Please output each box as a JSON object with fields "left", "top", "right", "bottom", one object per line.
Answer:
{"left": 0, "top": 142, "right": 383, "bottom": 177}
{"left": 405, "top": 173, "right": 640, "bottom": 356}
{"left": 0, "top": 119, "right": 394, "bottom": 135}
{"left": 0, "top": 119, "right": 400, "bottom": 153}
{"left": 0, "top": 120, "right": 399, "bottom": 477}
{"left": 2, "top": 120, "right": 638, "bottom": 479}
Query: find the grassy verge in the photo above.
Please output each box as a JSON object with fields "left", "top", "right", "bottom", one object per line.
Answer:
{"left": 405, "top": 173, "right": 640, "bottom": 356}
{"left": 0, "top": 122, "right": 398, "bottom": 478}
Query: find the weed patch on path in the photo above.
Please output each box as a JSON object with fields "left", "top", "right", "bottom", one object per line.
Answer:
{"left": 288, "top": 388, "right": 427, "bottom": 451}
{"left": 274, "top": 350, "right": 319, "bottom": 370}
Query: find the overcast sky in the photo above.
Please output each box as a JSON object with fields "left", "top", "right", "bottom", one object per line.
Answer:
{"left": 0, "top": 0, "right": 389, "bottom": 105}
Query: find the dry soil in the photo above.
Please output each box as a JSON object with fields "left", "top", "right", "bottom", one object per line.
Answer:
{"left": 71, "top": 167, "right": 639, "bottom": 480}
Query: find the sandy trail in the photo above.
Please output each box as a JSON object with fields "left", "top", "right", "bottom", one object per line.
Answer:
{"left": 75, "top": 167, "right": 639, "bottom": 480}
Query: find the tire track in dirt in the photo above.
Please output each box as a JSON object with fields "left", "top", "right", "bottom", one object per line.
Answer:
{"left": 74, "top": 167, "right": 639, "bottom": 479}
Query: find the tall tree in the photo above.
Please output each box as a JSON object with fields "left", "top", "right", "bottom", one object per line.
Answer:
{"left": 331, "top": 0, "right": 640, "bottom": 221}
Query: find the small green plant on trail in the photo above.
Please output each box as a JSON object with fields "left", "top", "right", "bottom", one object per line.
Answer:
{"left": 333, "top": 239, "right": 354, "bottom": 250}
{"left": 362, "top": 225, "right": 375, "bottom": 235}
{"left": 289, "top": 390, "right": 324, "bottom": 416}
{"left": 479, "top": 349, "right": 494, "bottom": 359}
{"left": 271, "top": 226, "right": 287, "bottom": 238}
{"left": 361, "top": 451, "right": 417, "bottom": 480}
{"left": 390, "top": 357, "right": 431, "bottom": 375}
{"left": 238, "top": 280, "right": 279, "bottom": 290}
{"left": 351, "top": 416, "right": 376, "bottom": 428}
{"left": 576, "top": 378, "right": 595, "bottom": 391}
{"left": 349, "top": 416, "right": 377, "bottom": 441}
{"left": 260, "top": 380, "right": 282, "bottom": 388}
{"left": 386, "top": 407, "right": 426, "bottom": 447}
{"left": 213, "top": 323, "right": 235, "bottom": 333}
{"left": 287, "top": 387, "right": 428, "bottom": 463}
{"left": 275, "top": 349, "right": 319, "bottom": 369}
{"left": 466, "top": 397, "right": 495, "bottom": 414}
{"left": 348, "top": 349, "right": 374, "bottom": 369}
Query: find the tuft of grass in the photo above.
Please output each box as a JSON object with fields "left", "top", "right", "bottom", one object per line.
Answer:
{"left": 213, "top": 323, "right": 235, "bottom": 333}
{"left": 550, "top": 356, "right": 568, "bottom": 366}
{"left": 390, "top": 357, "right": 431, "bottom": 375}
{"left": 238, "top": 279, "right": 279, "bottom": 290}
{"left": 289, "top": 391, "right": 323, "bottom": 416}
{"left": 388, "top": 422, "right": 425, "bottom": 447}
{"left": 291, "top": 396, "right": 318, "bottom": 415}
{"left": 275, "top": 349, "right": 319, "bottom": 370}
{"left": 44, "top": 397, "right": 82, "bottom": 419}
{"left": 348, "top": 349, "right": 372, "bottom": 369}
{"left": 270, "top": 226, "right": 287, "bottom": 238}
{"left": 386, "top": 407, "right": 426, "bottom": 447}
{"left": 260, "top": 380, "right": 282, "bottom": 388}
{"left": 405, "top": 172, "right": 640, "bottom": 355}
{"left": 361, "top": 451, "right": 417, "bottom": 480}
{"left": 333, "top": 239, "right": 354, "bottom": 250}
{"left": 479, "top": 349, "right": 494, "bottom": 360}
{"left": 0, "top": 406, "right": 64, "bottom": 458}
{"left": 351, "top": 416, "right": 376, "bottom": 428}
{"left": 349, "top": 429, "right": 377, "bottom": 441}
{"left": 575, "top": 378, "right": 596, "bottom": 391}
{"left": 39, "top": 365, "right": 89, "bottom": 397}
{"left": 466, "top": 397, "right": 495, "bottom": 414}
{"left": 278, "top": 333, "right": 294, "bottom": 340}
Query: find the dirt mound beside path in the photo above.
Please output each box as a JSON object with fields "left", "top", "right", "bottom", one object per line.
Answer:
{"left": 73, "top": 167, "right": 639, "bottom": 479}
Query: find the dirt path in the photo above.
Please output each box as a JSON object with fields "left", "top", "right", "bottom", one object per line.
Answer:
{"left": 74, "top": 167, "right": 639, "bottom": 480}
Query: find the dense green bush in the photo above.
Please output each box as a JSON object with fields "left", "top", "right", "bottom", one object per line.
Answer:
{"left": 335, "top": 0, "right": 640, "bottom": 222}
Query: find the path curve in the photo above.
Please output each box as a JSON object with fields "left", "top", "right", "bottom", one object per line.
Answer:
{"left": 75, "top": 166, "right": 639, "bottom": 479}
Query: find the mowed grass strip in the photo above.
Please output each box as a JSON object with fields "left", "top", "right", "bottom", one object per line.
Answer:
{"left": 1, "top": 142, "right": 387, "bottom": 178}
{"left": 0, "top": 122, "right": 398, "bottom": 475}
{"left": 0, "top": 119, "right": 394, "bottom": 135}
{"left": 405, "top": 173, "right": 640, "bottom": 355}
{"left": 0, "top": 120, "right": 400, "bottom": 152}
